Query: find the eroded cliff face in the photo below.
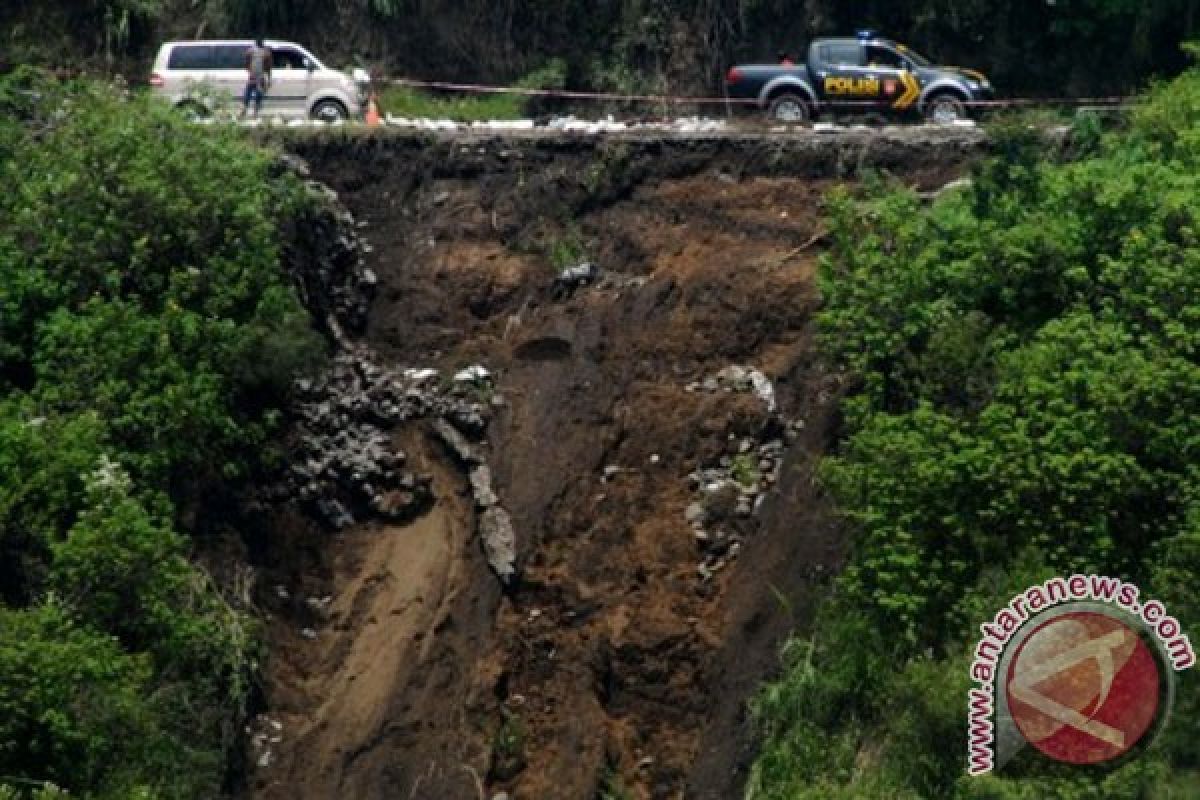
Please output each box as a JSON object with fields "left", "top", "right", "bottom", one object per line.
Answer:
{"left": 243, "top": 130, "right": 980, "bottom": 800}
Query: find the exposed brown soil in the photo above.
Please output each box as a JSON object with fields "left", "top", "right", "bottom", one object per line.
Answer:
{"left": 247, "top": 132, "right": 977, "bottom": 800}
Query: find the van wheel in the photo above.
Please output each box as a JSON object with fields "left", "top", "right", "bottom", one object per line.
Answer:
{"left": 311, "top": 99, "right": 348, "bottom": 123}
{"left": 767, "top": 92, "right": 811, "bottom": 124}
{"left": 924, "top": 92, "right": 967, "bottom": 124}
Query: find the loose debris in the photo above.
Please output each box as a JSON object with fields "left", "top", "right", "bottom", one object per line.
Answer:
{"left": 552, "top": 262, "right": 600, "bottom": 299}
{"left": 682, "top": 366, "right": 803, "bottom": 580}
{"left": 257, "top": 342, "right": 520, "bottom": 584}
{"left": 254, "top": 167, "right": 520, "bottom": 584}
{"left": 686, "top": 365, "right": 777, "bottom": 414}
{"left": 276, "top": 155, "right": 378, "bottom": 344}
{"left": 247, "top": 714, "right": 284, "bottom": 770}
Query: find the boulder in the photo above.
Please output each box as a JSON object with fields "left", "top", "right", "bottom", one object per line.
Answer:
{"left": 479, "top": 507, "right": 518, "bottom": 585}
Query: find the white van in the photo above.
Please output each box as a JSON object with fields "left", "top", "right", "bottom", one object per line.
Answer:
{"left": 149, "top": 40, "right": 368, "bottom": 121}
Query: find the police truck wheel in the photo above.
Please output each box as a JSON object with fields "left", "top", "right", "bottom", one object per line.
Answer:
{"left": 767, "top": 93, "right": 811, "bottom": 124}
{"left": 925, "top": 92, "right": 967, "bottom": 124}
{"left": 311, "top": 99, "right": 348, "bottom": 123}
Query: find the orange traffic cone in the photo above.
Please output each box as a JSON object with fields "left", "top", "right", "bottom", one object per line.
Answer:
{"left": 365, "top": 93, "right": 381, "bottom": 127}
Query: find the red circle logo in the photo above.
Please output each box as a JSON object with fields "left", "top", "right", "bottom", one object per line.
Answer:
{"left": 1005, "top": 611, "right": 1161, "bottom": 764}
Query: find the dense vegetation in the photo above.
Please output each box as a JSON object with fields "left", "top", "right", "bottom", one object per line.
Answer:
{"left": 748, "top": 68, "right": 1200, "bottom": 799}
{"left": 0, "top": 71, "right": 321, "bottom": 797}
{"left": 4, "top": 1, "right": 1198, "bottom": 101}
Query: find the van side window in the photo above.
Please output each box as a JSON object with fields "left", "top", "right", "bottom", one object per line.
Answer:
{"left": 214, "top": 45, "right": 248, "bottom": 70}
{"left": 167, "top": 45, "right": 213, "bottom": 70}
{"left": 273, "top": 49, "right": 307, "bottom": 70}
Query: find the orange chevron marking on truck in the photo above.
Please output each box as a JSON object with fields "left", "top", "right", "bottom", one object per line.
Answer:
{"left": 894, "top": 71, "right": 920, "bottom": 110}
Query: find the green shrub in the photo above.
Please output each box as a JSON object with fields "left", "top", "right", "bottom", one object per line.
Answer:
{"left": 753, "top": 65, "right": 1200, "bottom": 798}
{"left": 0, "top": 72, "right": 309, "bottom": 798}
{"left": 0, "top": 602, "right": 160, "bottom": 796}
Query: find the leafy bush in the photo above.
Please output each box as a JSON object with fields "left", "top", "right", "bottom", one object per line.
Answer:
{"left": 0, "top": 602, "right": 160, "bottom": 797}
{"left": 751, "top": 65, "right": 1200, "bottom": 799}
{"left": 0, "top": 72, "right": 314, "bottom": 798}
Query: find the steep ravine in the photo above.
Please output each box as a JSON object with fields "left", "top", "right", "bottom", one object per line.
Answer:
{"left": 244, "top": 130, "right": 982, "bottom": 800}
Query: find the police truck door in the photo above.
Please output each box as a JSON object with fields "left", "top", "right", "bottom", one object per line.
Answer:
{"left": 817, "top": 41, "right": 880, "bottom": 107}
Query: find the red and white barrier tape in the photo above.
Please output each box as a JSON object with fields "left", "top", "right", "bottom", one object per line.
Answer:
{"left": 387, "top": 77, "right": 1135, "bottom": 109}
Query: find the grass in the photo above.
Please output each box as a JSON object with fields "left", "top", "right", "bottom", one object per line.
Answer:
{"left": 731, "top": 453, "right": 761, "bottom": 488}
{"left": 377, "top": 85, "right": 526, "bottom": 121}
{"left": 598, "top": 767, "right": 635, "bottom": 800}
{"left": 378, "top": 58, "right": 567, "bottom": 121}
{"left": 547, "top": 225, "right": 588, "bottom": 270}
{"left": 490, "top": 710, "right": 527, "bottom": 780}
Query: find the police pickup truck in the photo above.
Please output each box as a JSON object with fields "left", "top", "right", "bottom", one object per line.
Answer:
{"left": 725, "top": 31, "right": 993, "bottom": 123}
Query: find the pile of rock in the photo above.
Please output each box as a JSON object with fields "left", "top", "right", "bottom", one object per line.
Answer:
{"left": 272, "top": 349, "right": 495, "bottom": 530}
{"left": 429, "top": 416, "right": 518, "bottom": 586}
{"left": 265, "top": 164, "right": 520, "bottom": 584}
{"left": 681, "top": 365, "right": 794, "bottom": 581}
{"left": 685, "top": 364, "right": 777, "bottom": 414}
{"left": 684, "top": 434, "right": 786, "bottom": 581}
{"left": 246, "top": 713, "right": 283, "bottom": 769}
{"left": 276, "top": 156, "right": 377, "bottom": 340}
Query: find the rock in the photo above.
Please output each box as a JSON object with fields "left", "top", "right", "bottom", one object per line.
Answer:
{"left": 469, "top": 465, "right": 500, "bottom": 508}
{"left": 552, "top": 262, "right": 600, "bottom": 297}
{"left": 316, "top": 497, "right": 354, "bottom": 529}
{"left": 750, "top": 370, "right": 777, "bottom": 413}
{"left": 602, "top": 465, "right": 621, "bottom": 480}
{"left": 445, "top": 406, "right": 488, "bottom": 439}
{"left": 431, "top": 419, "right": 480, "bottom": 465}
{"left": 275, "top": 152, "right": 311, "bottom": 178}
{"left": 404, "top": 367, "right": 440, "bottom": 385}
{"left": 305, "top": 596, "right": 331, "bottom": 616}
{"left": 685, "top": 502, "right": 706, "bottom": 526}
{"left": 479, "top": 507, "right": 518, "bottom": 585}
{"left": 300, "top": 627, "right": 318, "bottom": 640}
{"left": 453, "top": 364, "right": 491, "bottom": 384}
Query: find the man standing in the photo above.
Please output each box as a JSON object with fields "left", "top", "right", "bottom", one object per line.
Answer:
{"left": 241, "top": 38, "right": 272, "bottom": 118}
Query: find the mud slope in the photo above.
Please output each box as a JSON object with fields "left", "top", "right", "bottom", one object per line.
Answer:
{"left": 249, "top": 133, "right": 979, "bottom": 799}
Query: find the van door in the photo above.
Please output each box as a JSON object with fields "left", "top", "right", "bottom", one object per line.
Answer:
{"left": 268, "top": 47, "right": 312, "bottom": 118}
{"left": 166, "top": 44, "right": 218, "bottom": 105}
{"left": 212, "top": 44, "right": 251, "bottom": 108}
